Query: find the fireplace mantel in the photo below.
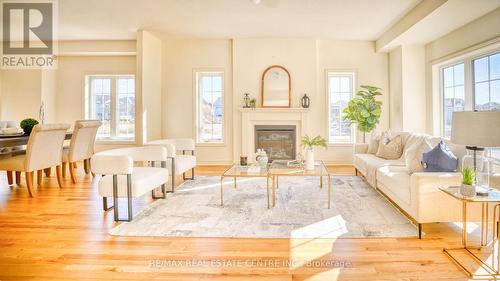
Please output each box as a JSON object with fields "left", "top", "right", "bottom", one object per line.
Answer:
{"left": 240, "top": 107, "right": 309, "bottom": 161}
{"left": 239, "top": 108, "right": 309, "bottom": 113}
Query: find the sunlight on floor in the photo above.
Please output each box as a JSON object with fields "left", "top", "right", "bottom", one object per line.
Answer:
{"left": 291, "top": 215, "right": 348, "bottom": 239}
{"left": 453, "top": 221, "right": 479, "bottom": 234}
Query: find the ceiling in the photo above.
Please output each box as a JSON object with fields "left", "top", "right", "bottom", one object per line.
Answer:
{"left": 57, "top": 0, "right": 421, "bottom": 40}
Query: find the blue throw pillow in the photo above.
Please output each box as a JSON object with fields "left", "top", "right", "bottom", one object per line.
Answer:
{"left": 421, "top": 141, "right": 458, "bottom": 172}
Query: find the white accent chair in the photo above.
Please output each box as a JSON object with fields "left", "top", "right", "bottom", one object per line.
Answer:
{"left": 91, "top": 146, "right": 169, "bottom": 222}
{"left": 62, "top": 120, "right": 101, "bottom": 183}
{"left": 0, "top": 124, "right": 70, "bottom": 197}
{"left": 146, "top": 138, "right": 196, "bottom": 192}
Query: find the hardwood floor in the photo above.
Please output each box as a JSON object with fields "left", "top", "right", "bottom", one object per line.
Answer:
{"left": 0, "top": 164, "right": 478, "bottom": 280}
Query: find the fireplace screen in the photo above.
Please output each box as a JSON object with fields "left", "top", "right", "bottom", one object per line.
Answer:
{"left": 255, "top": 125, "right": 296, "bottom": 161}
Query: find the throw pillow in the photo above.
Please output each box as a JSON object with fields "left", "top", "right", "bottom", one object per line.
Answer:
{"left": 376, "top": 135, "right": 403, "bottom": 160}
{"left": 405, "top": 138, "right": 432, "bottom": 174}
{"left": 381, "top": 130, "right": 393, "bottom": 145}
{"left": 367, "top": 131, "right": 380, "bottom": 154}
{"left": 421, "top": 140, "right": 458, "bottom": 172}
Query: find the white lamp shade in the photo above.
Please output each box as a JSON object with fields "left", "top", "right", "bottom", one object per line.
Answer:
{"left": 451, "top": 111, "right": 500, "bottom": 147}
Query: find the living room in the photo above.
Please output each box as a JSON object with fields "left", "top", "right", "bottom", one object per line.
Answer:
{"left": 1, "top": 0, "right": 500, "bottom": 280}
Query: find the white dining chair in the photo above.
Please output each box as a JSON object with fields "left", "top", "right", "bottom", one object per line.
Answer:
{"left": 0, "top": 124, "right": 70, "bottom": 197}
{"left": 62, "top": 120, "right": 101, "bottom": 183}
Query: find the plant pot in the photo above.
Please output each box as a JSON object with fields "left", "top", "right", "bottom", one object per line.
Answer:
{"left": 460, "top": 184, "right": 476, "bottom": 197}
{"left": 305, "top": 149, "right": 315, "bottom": 170}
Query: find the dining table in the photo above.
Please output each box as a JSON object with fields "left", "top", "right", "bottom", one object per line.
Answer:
{"left": 0, "top": 132, "right": 73, "bottom": 148}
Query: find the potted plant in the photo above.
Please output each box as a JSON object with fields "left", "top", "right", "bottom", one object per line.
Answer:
{"left": 342, "top": 85, "right": 382, "bottom": 143}
{"left": 301, "top": 135, "right": 327, "bottom": 170}
{"left": 250, "top": 98, "right": 257, "bottom": 109}
{"left": 20, "top": 118, "right": 39, "bottom": 136}
{"left": 460, "top": 167, "right": 476, "bottom": 197}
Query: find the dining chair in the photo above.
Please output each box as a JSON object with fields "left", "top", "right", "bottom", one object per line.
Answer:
{"left": 0, "top": 124, "right": 70, "bottom": 197}
{"left": 61, "top": 120, "right": 101, "bottom": 183}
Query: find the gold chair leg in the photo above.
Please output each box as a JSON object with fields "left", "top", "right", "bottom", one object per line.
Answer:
{"left": 56, "top": 165, "right": 63, "bottom": 188}
{"left": 62, "top": 162, "right": 67, "bottom": 178}
{"left": 69, "top": 162, "right": 76, "bottom": 184}
{"left": 15, "top": 171, "right": 21, "bottom": 185}
{"left": 88, "top": 159, "right": 95, "bottom": 177}
{"left": 6, "top": 171, "right": 13, "bottom": 185}
{"left": 25, "top": 171, "right": 34, "bottom": 197}
{"left": 84, "top": 159, "right": 90, "bottom": 174}
{"left": 37, "top": 170, "right": 42, "bottom": 186}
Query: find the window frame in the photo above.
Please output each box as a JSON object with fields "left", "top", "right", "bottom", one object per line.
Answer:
{"left": 193, "top": 69, "right": 225, "bottom": 146}
{"left": 435, "top": 43, "right": 500, "bottom": 163}
{"left": 472, "top": 52, "right": 500, "bottom": 111}
{"left": 325, "top": 70, "right": 356, "bottom": 145}
{"left": 84, "top": 74, "right": 136, "bottom": 143}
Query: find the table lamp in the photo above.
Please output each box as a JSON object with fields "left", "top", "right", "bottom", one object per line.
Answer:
{"left": 451, "top": 111, "right": 500, "bottom": 190}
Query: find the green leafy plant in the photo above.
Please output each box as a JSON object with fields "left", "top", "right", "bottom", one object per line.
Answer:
{"left": 462, "top": 167, "right": 475, "bottom": 186}
{"left": 250, "top": 98, "right": 257, "bottom": 109}
{"left": 301, "top": 135, "right": 327, "bottom": 150}
{"left": 342, "top": 85, "right": 382, "bottom": 143}
{"left": 20, "top": 118, "right": 39, "bottom": 135}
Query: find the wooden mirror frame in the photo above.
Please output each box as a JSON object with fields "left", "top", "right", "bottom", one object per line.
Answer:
{"left": 261, "top": 65, "right": 291, "bottom": 108}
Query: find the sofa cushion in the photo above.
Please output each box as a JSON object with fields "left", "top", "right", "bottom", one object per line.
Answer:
{"left": 367, "top": 131, "right": 380, "bottom": 154}
{"left": 98, "top": 167, "right": 169, "bottom": 198}
{"left": 405, "top": 138, "right": 432, "bottom": 174}
{"left": 376, "top": 166, "right": 411, "bottom": 205}
{"left": 353, "top": 153, "right": 405, "bottom": 186}
{"left": 168, "top": 155, "right": 196, "bottom": 176}
{"left": 376, "top": 135, "right": 403, "bottom": 160}
{"left": 422, "top": 141, "right": 458, "bottom": 172}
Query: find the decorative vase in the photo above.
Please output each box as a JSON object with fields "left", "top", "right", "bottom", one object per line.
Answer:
{"left": 255, "top": 149, "right": 268, "bottom": 167}
{"left": 305, "top": 148, "right": 314, "bottom": 170}
{"left": 301, "top": 94, "right": 310, "bottom": 108}
{"left": 460, "top": 184, "right": 476, "bottom": 197}
{"left": 243, "top": 93, "right": 251, "bottom": 108}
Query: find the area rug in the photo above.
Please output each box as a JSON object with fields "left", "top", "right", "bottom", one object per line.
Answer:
{"left": 109, "top": 176, "right": 418, "bottom": 238}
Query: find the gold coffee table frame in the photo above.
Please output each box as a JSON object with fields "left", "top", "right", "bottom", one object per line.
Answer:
{"left": 269, "top": 160, "right": 332, "bottom": 208}
{"left": 220, "top": 164, "right": 272, "bottom": 208}
{"left": 440, "top": 186, "right": 500, "bottom": 280}
{"left": 220, "top": 160, "right": 332, "bottom": 209}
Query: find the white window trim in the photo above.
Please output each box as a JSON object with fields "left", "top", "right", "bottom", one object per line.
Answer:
{"left": 325, "top": 70, "right": 356, "bottom": 145}
{"left": 432, "top": 42, "right": 500, "bottom": 137}
{"left": 84, "top": 74, "right": 136, "bottom": 143}
{"left": 193, "top": 69, "right": 225, "bottom": 146}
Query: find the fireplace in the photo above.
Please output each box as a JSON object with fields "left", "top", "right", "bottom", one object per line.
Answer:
{"left": 255, "top": 125, "right": 296, "bottom": 162}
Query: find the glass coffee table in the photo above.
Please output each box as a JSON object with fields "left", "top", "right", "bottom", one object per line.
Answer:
{"left": 220, "top": 164, "right": 271, "bottom": 208}
{"left": 269, "top": 160, "right": 332, "bottom": 208}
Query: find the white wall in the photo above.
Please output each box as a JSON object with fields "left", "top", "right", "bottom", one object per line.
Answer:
{"left": 162, "top": 39, "right": 233, "bottom": 164}
{"left": 389, "top": 45, "right": 427, "bottom": 133}
{"left": 316, "top": 40, "right": 389, "bottom": 163}
{"left": 160, "top": 38, "right": 389, "bottom": 164}
{"left": 137, "top": 31, "right": 162, "bottom": 144}
{"left": 0, "top": 70, "right": 42, "bottom": 123}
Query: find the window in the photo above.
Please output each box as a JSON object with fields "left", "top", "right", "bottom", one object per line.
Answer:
{"left": 442, "top": 63, "right": 465, "bottom": 137}
{"left": 327, "top": 72, "right": 355, "bottom": 144}
{"left": 196, "top": 71, "right": 224, "bottom": 143}
{"left": 473, "top": 52, "right": 500, "bottom": 111}
{"left": 86, "top": 75, "right": 135, "bottom": 141}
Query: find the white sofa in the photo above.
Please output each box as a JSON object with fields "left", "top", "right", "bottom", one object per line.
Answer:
{"left": 354, "top": 132, "right": 495, "bottom": 238}
{"left": 146, "top": 138, "right": 196, "bottom": 192}
{"left": 91, "top": 146, "right": 169, "bottom": 222}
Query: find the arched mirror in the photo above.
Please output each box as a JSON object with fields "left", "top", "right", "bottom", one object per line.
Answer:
{"left": 261, "top": 65, "right": 291, "bottom": 108}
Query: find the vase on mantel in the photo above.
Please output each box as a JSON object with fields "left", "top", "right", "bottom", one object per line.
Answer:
{"left": 305, "top": 148, "right": 315, "bottom": 170}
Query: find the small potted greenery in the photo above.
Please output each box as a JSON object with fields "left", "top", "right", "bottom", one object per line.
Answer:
{"left": 250, "top": 98, "right": 257, "bottom": 109}
{"left": 460, "top": 167, "right": 476, "bottom": 197}
{"left": 20, "top": 118, "right": 39, "bottom": 136}
{"left": 301, "top": 135, "right": 327, "bottom": 170}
